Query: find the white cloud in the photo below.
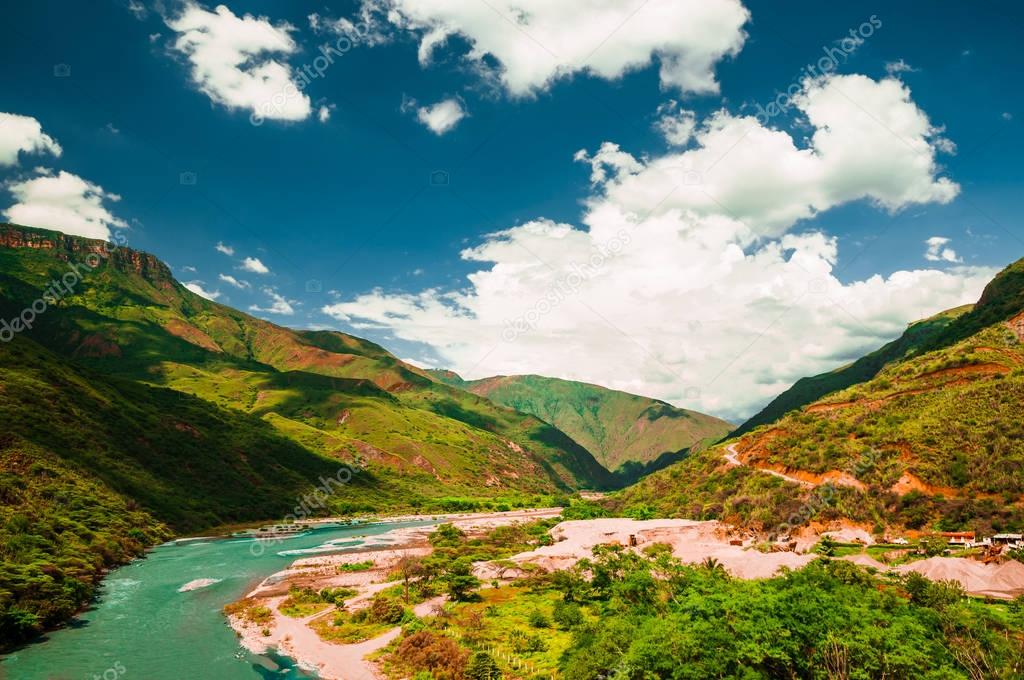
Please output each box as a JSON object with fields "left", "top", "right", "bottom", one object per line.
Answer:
{"left": 577, "top": 74, "right": 959, "bottom": 237}
{"left": 415, "top": 97, "right": 466, "bottom": 135}
{"left": 166, "top": 3, "right": 312, "bottom": 121}
{"left": 215, "top": 241, "right": 235, "bottom": 256}
{"left": 1002, "top": 112, "right": 1013, "bottom": 121}
{"left": 0, "top": 112, "right": 62, "bottom": 166}
{"left": 323, "top": 73, "right": 990, "bottom": 421}
{"left": 249, "top": 287, "right": 295, "bottom": 315}
{"left": 654, "top": 100, "right": 696, "bottom": 146}
{"left": 885, "top": 59, "right": 917, "bottom": 75}
{"left": 924, "top": 236, "right": 963, "bottom": 263}
{"left": 218, "top": 273, "right": 250, "bottom": 289}
{"left": 181, "top": 265, "right": 197, "bottom": 273}
{"left": 184, "top": 281, "right": 221, "bottom": 300}
{"left": 4, "top": 169, "right": 127, "bottom": 240}
{"left": 240, "top": 256, "right": 270, "bottom": 274}
{"left": 365, "top": 0, "right": 749, "bottom": 97}
{"left": 127, "top": 0, "right": 147, "bottom": 20}
{"left": 317, "top": 104, "right": 335, "bottom": 123}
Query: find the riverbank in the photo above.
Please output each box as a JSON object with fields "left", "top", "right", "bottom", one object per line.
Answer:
{"left": 227, "top": 508, "right": 562, "bottom": 679}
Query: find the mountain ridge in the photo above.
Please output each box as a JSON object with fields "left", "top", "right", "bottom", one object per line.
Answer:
{"left": 431, "top": 369, "right": 732, "bottom": 478}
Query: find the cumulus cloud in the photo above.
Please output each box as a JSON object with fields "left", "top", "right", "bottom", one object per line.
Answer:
{"left": 578, "top": 74, "right": 959, "bottom": 237}
{"left": 322, "top": 74, "right": 990, "bottom": 421}
{"left": 166, "top": 3, "right": 311, "bottom": 121}
{"left": 249, "top": 287, "right": 295, "bottom": 315}
{"left": 360, "top": 0, "right": 749, "bottom": 97}
{"left": 5, "top": 169, "right": 127, "bottom": 240}
{"left": 654, "top": 101, "right": 697, "bottom": 146}
{"left": 215, "top": 241, "right": 235, "bottom": 256}
{"left": 184, "top": 281, "right": 221, "bottom": 300}
{"left": 218, "top": 273, "right": 250, "bottom": 289}
{"left": 924, "top": 236, "right": 963, "bottom": 263}
{"left": 0, "top": 112, "right": 62, "bottom": 166}
{"left": 240, "top": 256, "right": 270, "bottom": 274}
{"left": 414, "top": 97, "right": 466, "bottom": 135}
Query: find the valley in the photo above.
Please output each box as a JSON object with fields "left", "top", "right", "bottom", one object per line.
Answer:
{"left": 2, "top": 227, "right": 1023, "bottom": 678}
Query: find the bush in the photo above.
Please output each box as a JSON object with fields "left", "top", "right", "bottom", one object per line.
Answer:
{"left": 509, "top": 629, "right": 547, "bottom": 653}
{"left": 465, "top": 651, "right": 502, "bottom": 679}
{"left": 552, "top": 600, "right": 583, "bottom": 629}
{"left": 367, "top": 595, "right": 406, "bottom": 624}
{"left": 528, "top": 608, "right": 550, "bottom": 628}
{"left": 397, "top": 630, "right": 468, "bottom": 679}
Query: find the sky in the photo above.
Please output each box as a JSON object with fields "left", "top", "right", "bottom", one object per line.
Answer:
{"left": 1, "top": 0, "right": 1021, "bottom": 421}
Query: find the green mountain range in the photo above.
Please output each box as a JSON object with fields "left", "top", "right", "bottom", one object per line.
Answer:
{"left": 0, "top": 223, "right": 622, "bottom": 645}
{"left": 431, "top": 371, "right": 732, "bottom": 480}
{"left": 617, "top": 257, "right": 1024, "bottom": 535}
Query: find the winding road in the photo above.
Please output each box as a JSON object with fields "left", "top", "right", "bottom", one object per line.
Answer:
{"left": 723, "top": 443, "right": 815, "bottom": 488}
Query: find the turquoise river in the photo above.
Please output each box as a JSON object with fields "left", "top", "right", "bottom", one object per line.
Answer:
{"left": 0, "top": 520, "right": 439, "bottom": 680}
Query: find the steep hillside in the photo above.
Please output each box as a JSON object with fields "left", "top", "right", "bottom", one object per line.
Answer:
{"left": 432, "top": 371, "right": 732, "bottom": 477}
{"left": 0, "top": 335, "right": 379, "bottom": 647}
{"left": 0, "top": 223, "right": 612, "bottom": 645}
{"left": 617, "top": 257, "right": 1024, "bottom": 535}
{"left": 0, "top": 224, "right": 611, "bottom": 497}
{"left": 733, "top": 305, "right": 972, "bottom": 436}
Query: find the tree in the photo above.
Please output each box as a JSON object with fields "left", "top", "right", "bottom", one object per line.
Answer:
{"left": 430, "top": 523, "right": 466, "bottom": 548}
{"left": 397, "top": 554, "right": 427, "bottom": 603}
{"left": 445, "top": 557, "right": 481, "bottom": 601}
{"left": 466, "top": 651, "right": 502, "bottom": 679}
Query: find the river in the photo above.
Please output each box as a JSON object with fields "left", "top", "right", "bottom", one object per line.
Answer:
{"left": 1, "top": 520, "right": 439, "bottom": 680}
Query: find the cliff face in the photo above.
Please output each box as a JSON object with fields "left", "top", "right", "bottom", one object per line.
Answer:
{"left": 0, "top": 223, "right": 173, "bottom": 284}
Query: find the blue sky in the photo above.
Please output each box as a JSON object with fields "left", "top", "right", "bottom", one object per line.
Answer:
{"left": 1, "top": 0, "right": 1021, "bottom": 419}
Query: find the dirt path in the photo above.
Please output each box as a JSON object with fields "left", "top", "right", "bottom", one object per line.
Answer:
{"left": 724, "top": 443, "right": 815, "bottom": 488}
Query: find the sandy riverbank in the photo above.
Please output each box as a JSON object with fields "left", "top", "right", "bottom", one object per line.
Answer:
{"left": 228, "top": 508, "right": 561, "bottom": 679}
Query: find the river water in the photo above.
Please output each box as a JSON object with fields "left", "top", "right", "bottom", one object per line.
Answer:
{"left": 1, "top": 520, "right": 438, "bottom": 680}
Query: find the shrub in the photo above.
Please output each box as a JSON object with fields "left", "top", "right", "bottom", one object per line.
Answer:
{"left": 552, "top": 600, "right": 583, "bottom": 629}
{"left": 363, "top": 595, "right": 406, "bottom": 625}
{"left": 528, "top": 608, "right": 550, "bottom": 628}
{"left": 397, "top": 630, "right": 469, "bottom": 680}
{"left": 465, "top": 651, "right": 502, "bottom": 679}
{"left": 509, "top": 629, "right": 547, "bottom": 653}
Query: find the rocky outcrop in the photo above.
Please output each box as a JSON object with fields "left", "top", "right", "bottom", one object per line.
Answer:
{"left": 0, "top": 223, "right": 173, "bottom": 285}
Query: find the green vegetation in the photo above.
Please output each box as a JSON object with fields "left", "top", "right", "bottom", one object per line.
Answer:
{"left": 383, "top": 545, "right": 1024, "bottom": 679}
{"left": 279, "top": 586, "right": 356, "bottom": 618}
{"left": 432, "top": 371, "right": 732, "bottom": 478}
{"left": 0, "top": 224, "right": 616, "bottom": 646}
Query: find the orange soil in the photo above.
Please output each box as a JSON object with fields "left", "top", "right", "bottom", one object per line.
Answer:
{"left": 890, "top": 472, "right": 960, "bottom": 497}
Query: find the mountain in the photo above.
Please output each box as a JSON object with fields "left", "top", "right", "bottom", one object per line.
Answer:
{"left": 0, "top": 223, "right": 613, "bottom": 645}
{"left": 617, "top": 257, "right": 1024, "bottom": 535}
{"left": 431, "top": 371, "right": 732, "bottom": 479}
{"left": 733, "top": 305, "right": 972, "bottom": 437}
